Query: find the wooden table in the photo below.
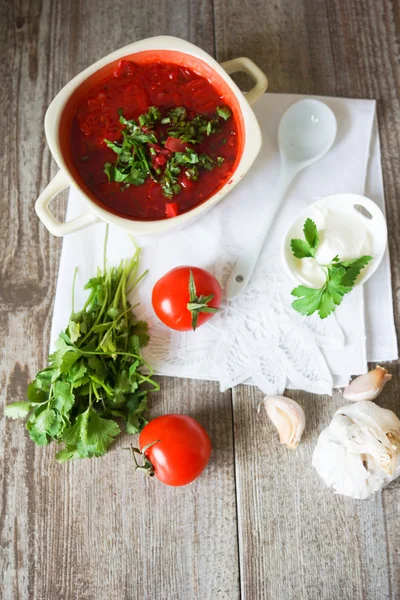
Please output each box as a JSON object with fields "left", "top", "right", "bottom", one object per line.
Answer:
{"left": 1, "top": 1, "right": 399, "bottom": 598}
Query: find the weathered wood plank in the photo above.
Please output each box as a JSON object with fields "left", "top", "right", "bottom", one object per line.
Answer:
{"left": 24, "top": 378, "right": 239, "bottom": 600}
{"left": 2, "top": 0, "right": 400, "bottom": 599}
{"left": 214, "top": 0, "right": 400, "bottom": 598}
{"left": 0, "top": 1, "right": 240, "bottom": 599}
{"left": 232, "top": 386, "right": 396, "bottom": 600}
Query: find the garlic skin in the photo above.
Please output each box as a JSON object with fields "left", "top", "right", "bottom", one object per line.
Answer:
{"left": 343, "top": 366, "right": 392, "bottom": 402}
{"left": 262, "top": 396, "right": 305, "bottom": 449}
{"left": 312, "top": 401, "right": 400, "bottom": 499}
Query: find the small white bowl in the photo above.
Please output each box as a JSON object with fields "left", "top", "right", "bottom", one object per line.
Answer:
{"left": 281, "top": 193, "right": 388, "bottom": 288}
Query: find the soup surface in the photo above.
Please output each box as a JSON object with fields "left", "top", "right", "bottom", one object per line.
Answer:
{"left": 70, "top": 59, "right": 240, "bottom": 219}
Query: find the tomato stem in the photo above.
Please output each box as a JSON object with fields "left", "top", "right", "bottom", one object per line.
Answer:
{"left": 130, "top": 442, "right": 159, "bottom": 477}
{"left": 187, "top": 269, "right": 219, "bottom": 331}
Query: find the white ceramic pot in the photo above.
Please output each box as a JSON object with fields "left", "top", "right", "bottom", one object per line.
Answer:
{"left": 36, "top": 36, "right": 268, "bottom": 237}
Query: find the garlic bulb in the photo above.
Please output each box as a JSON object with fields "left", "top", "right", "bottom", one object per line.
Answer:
{"left": 343, "top": 366, "right": 392, "bottom": 401}
{"left": 312, "top": 401, "right": 400, "bottom": 499}
{"left": 261, "top": 396, "right": 305, "bottom": 449}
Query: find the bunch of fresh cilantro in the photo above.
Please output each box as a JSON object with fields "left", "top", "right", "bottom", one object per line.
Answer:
{"left": 290, "top": 218, "right": 372, "bottom": 319}
{"left": 5, "top": 235, "right": 159, "bottom": 462}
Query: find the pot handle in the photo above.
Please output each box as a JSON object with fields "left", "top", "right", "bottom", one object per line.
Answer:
{"left": 220, "top": 57, "right": 268, "bottom": 106}
{"left": 35, "top": 170, "right": 100, "bottom": 237}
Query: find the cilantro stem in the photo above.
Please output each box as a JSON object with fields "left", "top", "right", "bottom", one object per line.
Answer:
{"left": 127, "top": 268, "right": 148, "bottom": 295}
{"left": 81, "top": 350, "right": 157, "bottom": 382}
{"left": 90, "top": 375, "right": 113, "bottom": 396}
{"left": 137, "top": 373, "right": 160, "bottom": 391}
{"left": 72, "top": 267, "right": 78, "bottom": 315}
{"left": 103, "top": 224, "right": 109, "bottom": 275}
{"left": 92, "top": 383, "right": 101, "bottom": 401}
{"left": 82, "top": 350, "right": 143, "bottom": 358}
{"left": 121, "top": 273, "right": 128, "bottom": 352}
{"left": 112, "top": 267, "right": 125, "bottom": 310}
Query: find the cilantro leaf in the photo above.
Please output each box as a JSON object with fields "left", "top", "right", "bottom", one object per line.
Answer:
{"left": 125, "top": 393, "right": 148, "bottom": 434}
{"left": 52, "top": 381, "right": 75, "bottom": 415}
{"left": 290, "top": 239, "right": 314, "bottom": 259}
{"left": 61, "top": 410, "right": 88, "bottom": 447}
{"left": 303, "top": 218, "right": 319, "bottom": 250}
{"left": 55, "top": 448, "right": 81, "bottom": 463}
{"left": 27, "top": 382, "right": 48, "bottom": 403}
{"left": 26, "top": 407, "right": 57, "bottom": 446}
{"left": 84, "top": 409, "right": 121, "bottom": 456}
{"left": 68, "top": 320, "right": 81, "bottom": 343}
{"left": 4, "top": 402, "right": 32, "bottom": 419}
{"left": 338, "top": 255, "right": 373, "bottom": 287}
{"left": 60, "top": 408, "right": 120, "bottom": 459}
{"left": 291, "top": 285, "right": 324, "bottom": 316}
{"left": 290, "top": 218, "right": 319, "bottom": 258}
{"left": 59, "top": 349, "right": 82, "bottom": 374}
{"left": 65, "top": 360, "right": 87, "bottom": 385}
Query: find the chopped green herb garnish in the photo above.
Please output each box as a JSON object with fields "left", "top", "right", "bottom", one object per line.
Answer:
{"left": 103, "top": 105, "right": 232, "bottom": 198}
{"left": 185, "top": 166, "right": 199, "bottom": 181}
{"left": 138, "top": 106, "right": 161, "bottom": 127}
{"left": 168, "top": 107, "right": 187, "bottom": 124}
{"left": 198, "top": 153, "right": 215, "bottom": 171}
{"left": 216, "top": 106, "right": 232, "bottom": 120}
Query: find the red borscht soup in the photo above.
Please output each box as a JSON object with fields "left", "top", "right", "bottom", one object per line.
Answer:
{"left": 70, "top": 59, "right": 240, "bottom": 220}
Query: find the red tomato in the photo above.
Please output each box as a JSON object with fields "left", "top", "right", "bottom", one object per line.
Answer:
{"left": 164, "top": 136, "right": 189, "bottom": 153}
{"left": 165, "top": 202, "right": 180, "bottom": 218}
{"left": 152, "top": 266, "right": 222, "bottom": 331}
{"left": 139, "top": 415, "right": 211, "bottom": 486}
{"left": 179, "top": 172, "right": 195, "bottom": 190}
{"left": 113, "top": 59, "right": 136, "bottom": 78}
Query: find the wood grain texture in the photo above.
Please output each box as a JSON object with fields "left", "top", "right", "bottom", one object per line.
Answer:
{"left": 1, "top": 0, "right": 400, "bottom": 599}
{"left": 0, "top": 1, "right": 239, "bottom": 599}
{"left": 232, "top": 385, "right": 398, "bottom": 600}
{"left": 214, "top": 0, "right": 400, "bottom": 598}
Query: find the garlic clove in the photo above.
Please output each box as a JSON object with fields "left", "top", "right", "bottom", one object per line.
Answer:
{"left": 262, "top": 396, "right": 305, "bottom": 449}
{"left": 343, "top": 366, "right": 392, "bottom": 401}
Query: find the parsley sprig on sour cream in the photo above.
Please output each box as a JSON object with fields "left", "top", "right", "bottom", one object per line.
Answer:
{"left": 290, "top": 218, "right": 372, "bottom": 318}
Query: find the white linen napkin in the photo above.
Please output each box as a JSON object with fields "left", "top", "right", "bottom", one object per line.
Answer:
{"left": 51, "top": 94, "right": 398, "bottom": 395}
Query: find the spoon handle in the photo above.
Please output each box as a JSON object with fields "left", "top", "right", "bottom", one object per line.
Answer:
{"left": 225, "top": 167, "right": 294, "bottom": 300}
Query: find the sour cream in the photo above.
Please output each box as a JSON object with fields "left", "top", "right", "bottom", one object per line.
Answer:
{"left": 283, "top": 194, "right": 387, "bottom": 292}
{"left": 290, "top": 206, "right": 373, "bottom": 287}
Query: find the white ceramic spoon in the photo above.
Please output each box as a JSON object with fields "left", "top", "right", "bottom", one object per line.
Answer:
{"left": 225, "top": 98, "right": 337, "bottom": 300}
